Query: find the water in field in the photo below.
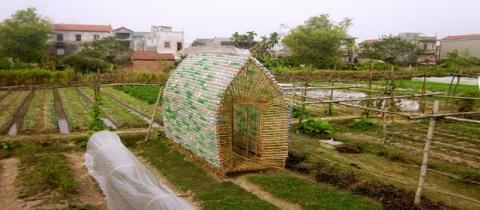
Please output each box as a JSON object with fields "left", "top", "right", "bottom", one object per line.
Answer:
{"left": 7, "top": 123, "right": 17, "bottom": 136}
{"left": 411, "top": 76, "right": 479, "bottom": 86}
{"left": 285, "top": 87, "right": 420, "bottom": 111}
{"left": 102, "top": 118, "right": 117, "bottom": 129}
{"left": 58, "top": 119, "right": 69, "bottom": 134}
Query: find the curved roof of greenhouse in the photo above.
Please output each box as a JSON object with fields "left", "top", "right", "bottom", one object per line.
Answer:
{"left": 162, "top": 47, "right": 286, "bottom": 168}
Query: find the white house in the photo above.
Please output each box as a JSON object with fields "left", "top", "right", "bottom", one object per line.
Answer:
{"left": 51, "top": 23, "right": 112, "bottom": 56}
{"left": 143, "top": 26, "right": 184, "bottom": 55}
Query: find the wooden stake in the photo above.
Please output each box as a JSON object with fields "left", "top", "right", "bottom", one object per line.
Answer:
{"left": 145, "top": 86, "right": 164, "bottom": 141}
{"left": 414, "top": 100, "right": 440, "bottom": 205}
{"left": 382, "top": 99, "right": 388, "bottom": 145}
{"left": 298, "top": 81, "right": 308, "bottom": 126}
{"left": 420, "top": 75, "right": 427, "bottom": 114}
{"left": 328, "top": 64, "right": 336, "bottom": 116}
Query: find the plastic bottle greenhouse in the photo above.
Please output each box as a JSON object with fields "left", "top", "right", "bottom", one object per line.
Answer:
{"left": 163, "top": 47, "right": 289, "bottom": 174}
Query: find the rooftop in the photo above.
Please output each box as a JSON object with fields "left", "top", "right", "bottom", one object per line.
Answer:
{"left": 442, "top": 34, "right": 480, "bottom": 41}
{"left": 131, "top": 51, "right": 175, "bottom": 60}
{"left": 54, "top": 23, "right": 112, "bottom": 32}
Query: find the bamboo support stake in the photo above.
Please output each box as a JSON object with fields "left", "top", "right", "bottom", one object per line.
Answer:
{"left": 365, "top": 62, "right": 374, "bottom": 118}
{"left": 145, "top": 86, "right": 164, "bottom": 141}
{"left": 290, "top": 80, "right": 296, "bottom": 107}
{"left": 389, "top": 66, "right": 396, "bottom": 123}
{"left": 382, "top": 99, "right": 388, "bottom": 145}
{"left": 298, "top": 82, "right": 308, "bottom": 126}
{"left": 328, "top": 64, "right": 336, "bottom": 116}
{"left": 420, "top": 75, "right": 427, "bottom": 114}
{"left": 414, "top": 100, "right": 440, "bottom": 205}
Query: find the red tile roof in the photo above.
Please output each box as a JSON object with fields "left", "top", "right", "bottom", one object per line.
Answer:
{"left": 54, "top": 23, "right": 112, "bottom": 32}
{"left": 361, "top": 39, "right": 379, "bottom": 44}
{"left": 442, "top": 34, "right": 480, "bottom": 41}
{"left": 131, "top": 51, "right": 175, "bottom": 60}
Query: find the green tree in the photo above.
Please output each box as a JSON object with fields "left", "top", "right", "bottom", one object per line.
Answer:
{"left": 252, "top": 32, "right": 281, "bottom": 56}
{"left": 79, "top": 36, "right": 129, "bottom": 64}
{"left": 230, "top": 31, "right": 257, "bottom": 48}
{"left": 0, "top": 8, "right": 52, "bottom": 64}
{"left": 359, "top": 36, "right": 419, "bottom": 65}
{"left": 282, "top": 14, "right": 352, "bottom": 69}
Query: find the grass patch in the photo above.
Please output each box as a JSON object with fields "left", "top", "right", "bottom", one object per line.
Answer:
{"left": 247, "top": 172, "right": 382, "bottom": 210}
{"left": 115, "top": 85, "right": 161, "bottom": 104}
{"left": 137, "top": 134, "right": 278, "bottom": 210}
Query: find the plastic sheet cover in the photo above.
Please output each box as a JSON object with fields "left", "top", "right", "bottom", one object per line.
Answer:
{"left": 85, "top": 131, "right": 195, "bottom": 210}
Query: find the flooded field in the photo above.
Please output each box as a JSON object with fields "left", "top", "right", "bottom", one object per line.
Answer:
{"left": 412, "top": 76, "right": 479, "bottom": 86}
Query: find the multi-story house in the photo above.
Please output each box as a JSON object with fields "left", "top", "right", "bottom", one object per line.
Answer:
{"left": 132, "top": 32, "right": 147, "bottom": 51}
{"left": 439, "top": 34, "right": 480, "bottom": 60}
{"left": 50, "top": 23, "right": 112, "bottom": 56}
{"left": 113, "top": 27, "right": 133, "bottom": 48}
{"left": 398, "top": 33, "right": 437, "bottom": 65}
{"left": 143, "top": 26, "right": 184, "bottom": 54}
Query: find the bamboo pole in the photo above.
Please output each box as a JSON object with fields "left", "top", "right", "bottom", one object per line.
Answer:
{"left": 145, "top": 86, "right": 164, "bottom": 141}
{"left": 365, "top": 62, "right": 375, "bottom": 118}
{"left": 414, "top": 100, "right": 440, "bottom": 205}
{"left": 382, "top": 99, "right": 388, "bottom": 145}
{"left": 298, "top": 81, "right": 308, "bottom": 126}
{"left": 420, "top": 75, "right": 427, "bottom": 114}
{"left": 389, "top": 66, "right": 396, "bottom": 123}
{"left": 327, "top": 64, "right": 336, "bottom": 116}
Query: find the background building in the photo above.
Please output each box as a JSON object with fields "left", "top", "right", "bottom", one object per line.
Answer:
{"left": 50, "top": 23, "right": 112, "bottom": 56}
{"left": 113, "top": 27, "right": 133, "bottom": 48}
{"left": 144, "top": 26, "right": 184, "bottom": 55}
{"left": 439, "top": 34, "right": 480, "bottom": 59}
{"left": 398, "top": 33, "right": 437, "bottom": 65}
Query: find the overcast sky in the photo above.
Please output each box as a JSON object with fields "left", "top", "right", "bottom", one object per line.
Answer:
{"left": 1, "top": 0, "right": 479, "bottom": 43}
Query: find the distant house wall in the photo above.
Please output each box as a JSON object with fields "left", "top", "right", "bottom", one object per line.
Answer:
{"left": 113, "top": 27, "right": 133, "bottom": 49}
{"left": 440, "top": 39, "right": 480, "bottom": 59}
{"left": 144, "top": 26, "right": 184, "bottom": 54}
{"left": 133, "top": 36, "right": 146, "bottom": 50}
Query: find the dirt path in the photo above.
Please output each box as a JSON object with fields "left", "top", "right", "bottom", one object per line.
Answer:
{"left": 230, "top": 175, "right": 302, "bottom": 210}
{"left": 0, "top": 158, "right": 40, "bottom": 209}
{"left": 64, "top": 152, "right": 107, "bottom": 209}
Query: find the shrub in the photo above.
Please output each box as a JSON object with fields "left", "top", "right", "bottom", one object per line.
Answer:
{"left": 0, "top": 68, "right": 74, "bottom": 86}
{"left": 456, "top": 90, "right": 480, "bottom": 112}
{"left": 298, "top": 118, "right": 334, "bottom": 136}
{"left": 348, "top": 119, "right": 377, "bottom": 131}
{"left": 60, "top": 54, "right": 112, "bottom": 73}
{"left": 291, "top": 105, "right": 313, "bottom": 118}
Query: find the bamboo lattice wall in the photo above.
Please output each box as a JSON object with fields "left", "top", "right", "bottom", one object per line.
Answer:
{"left": 163, "top": 50, "right": 289, "bottom": 173}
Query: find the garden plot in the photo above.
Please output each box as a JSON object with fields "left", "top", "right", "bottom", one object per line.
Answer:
{"left": 115, "top": 85, "right": 161, "bottom": 104}
{"left": 0, "top": 91, "right": 29, "bottom": 133}
{"left": 0, "top": 90, "right": 10, "bottom": 100}
{"left": 101, "top": 87, "right": 163, "bottom": 124}
{"left": 20, "top": 89, "right": 58, "bottom": 134}
{"left": 58, "top": 88, "right": 93, "bottom": 132}
{"left": 81, "top": 87, "right": 146, "bottom": 129}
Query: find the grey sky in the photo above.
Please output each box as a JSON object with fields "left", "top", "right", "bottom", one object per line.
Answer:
{"left": 1, "top": 0, "right": 478, "bottom": 43}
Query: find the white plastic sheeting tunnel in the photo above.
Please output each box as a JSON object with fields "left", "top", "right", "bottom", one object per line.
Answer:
{"left": 85, "top": 131, "right": 195, "bottom": 210}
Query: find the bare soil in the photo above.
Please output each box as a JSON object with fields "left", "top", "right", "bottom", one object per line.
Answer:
{"left": 64, "top": 152, "right": 107, "bottom": 209}
{"left": 0, "top": 158, "right": 40, "bottom": 209}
